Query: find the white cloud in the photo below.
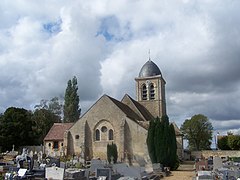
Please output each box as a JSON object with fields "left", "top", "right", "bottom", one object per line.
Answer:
{"left": 0, "top": 0, "right": 240, "bottom": 134}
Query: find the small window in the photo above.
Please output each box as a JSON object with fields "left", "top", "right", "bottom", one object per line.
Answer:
{"left": 48, "top": 143, "right": 51, "bottom": 147}
{"left": 150, "top": 84, "right": 155, "bottom": 100}
{"left": 53, "top": 141, "right": 59, "bottom": 149}
{"left": 96, "top": 129, "right": 100, "bottom": 141}
{"left": 75, "top": 135, "right": 80, "bottom": 139}
{"left": 61, "top": 143, "right": 64, "bottom": 146}
{"left": 101, "top": 126, "right": 107, "bottom": 132}
{"left": 109, "top": 129, "right": 113, "bottom": 140}
{"left": 142, "top": 84, "right": 147, "bottom": 100}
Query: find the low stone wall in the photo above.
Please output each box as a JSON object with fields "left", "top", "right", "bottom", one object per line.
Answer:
{"left": 191, "top": 150, "right": 240, "bottom": 159}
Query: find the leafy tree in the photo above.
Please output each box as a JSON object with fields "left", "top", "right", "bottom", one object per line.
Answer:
{"left": 63, "top": 76, "right": 81, "bottom": 122}
{"left": 217, "top": 134, "right": 240, "bottom": 150}
{"left": 180, "top": 114, "right": 213, "bottom": 150}
{"left": 0, "top": 107, "right": 35, "bottom": 151}
{"left": 48, "top": 97, "right": 63, "bottom": 119}
{"left": 34, "top": 99, "right": 49, "bottom": 110}
{"left": 228, "top": 135, "right": 240, "bottom": 150}
{"left": 107, "top": 142, "right": 118, "bottom": 163}
{"left": 34, "top": 97, "right": 62, "bottom": 121}
{"left": 32, "top": 109, "right": 59, "bottom": 145}
{"left": 217, "top": 136, "right": 230, "bottom": 150}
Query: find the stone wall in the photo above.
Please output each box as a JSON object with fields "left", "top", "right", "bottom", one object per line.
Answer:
{"left": 68, "top": 95, "right": 126, "bottom": 160}
{"left": 44, "top": 140, "right": 64, "bottom": 157}
{"left": 191, "top": 150, "right": 240, "bottom": 159}
{"left": 135, "top": 76, "right": 166, "bottom": 118}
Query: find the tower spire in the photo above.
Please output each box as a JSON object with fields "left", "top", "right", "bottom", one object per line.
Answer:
{"left": 148, "top": 49, "right": 151, "bottom": 61}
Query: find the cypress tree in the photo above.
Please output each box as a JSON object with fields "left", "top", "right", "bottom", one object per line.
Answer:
{"left": 112, "top": 143, "right": 118, "bottom": 163}
{"left": 154, "top": 117, "right": 163, "bottom": 163}
{"left": 63, "top": 76, "right": 81, "bottom": 122}
{"left": 107, "top": 144, "right": 111, "bottom": 163}
{"left": 161, "top": 115, "right": 170, "bottom": 166}
{"left": 107, "top": 143, "right": 118, "bottom": 163}
{"left": 169, "top": 123, "right": 179, "bottom": 170}
{"left": 147, "top": 119, "right": 156, "bottom": 163}
{"left": 147, "top": 115, "right": 179, "bottom": 170}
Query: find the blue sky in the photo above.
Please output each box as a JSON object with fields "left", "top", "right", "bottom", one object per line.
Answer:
{"left": 0, "top": 0, "right": 240, "bottom": 137}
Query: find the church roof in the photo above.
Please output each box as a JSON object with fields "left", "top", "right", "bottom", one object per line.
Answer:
{"left": 121, "top": 94, "right": 154, "bottom": 121}
{"left": 44, "top": 123, "right": 74, "bottom": 141}
{"left": 107, "top": 95, "right": 145, "bottom": 122}
{"left": 139, "top": 60, "right": 162, "bottom": 77}
{"left": 171, "top": 122, "right": 183, "bottom": 136}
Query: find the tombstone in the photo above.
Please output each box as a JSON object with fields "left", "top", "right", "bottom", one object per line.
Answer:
{"left": 213, "top": 156, "right": 223, "bottom": 171}
{"left": 45, "top": 156, "right": 60, "bottom": 167}
{"left": 89, "top": 159, "right": 105, "bottom": 172}
{"left": 45, "top": 167, "right": 65, "bottom": 180}
{"left": 18, "top": 168, "right": 27, "bottom": 177}
{"left": 38, "top": 151, "right": 43, "bottom": 163}
{"left": 65, "top": 169, "right": 85, "bottom": 179}
{"left": 29, "top": 151, "right": 33, "bottom": 158}
{"left": 33, "top": 160, "right": 39, "bottom": 169}
{"left": 31, "top": 153, "right": 38, "bottom": 170}
{"left": 152, "top": 163, "right": 163, "bottom": 174}
{"left": 60, "top": 162, "right": 66, "bottom": 169}
{"left": 110, "top": 156, "right": 114, "bottom": 164}
{"left": 96, "top": 168, "right": 111, "bottom": 180}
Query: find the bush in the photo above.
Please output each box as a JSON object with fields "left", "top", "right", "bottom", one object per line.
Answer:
{"left": 107, "top": 143, "right": 118, "bottom": 164}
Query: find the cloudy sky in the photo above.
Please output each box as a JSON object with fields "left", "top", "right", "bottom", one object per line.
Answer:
{"left": 0, "top": 0, "right": 240, "bottom": 136}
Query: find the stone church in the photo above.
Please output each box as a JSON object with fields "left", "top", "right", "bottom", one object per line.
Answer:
{"left": 44, "top": 59, "right": 183, "bottom": 164}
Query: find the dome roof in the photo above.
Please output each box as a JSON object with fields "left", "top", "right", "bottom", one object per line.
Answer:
{"left": 139, "top": 60, "right": 161, "bottom": 77}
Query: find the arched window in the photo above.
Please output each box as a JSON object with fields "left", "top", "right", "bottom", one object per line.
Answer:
{"left": 142, "top": 84, "right": 147, "bottom": 100}
{"left": 109, "top": 129, "right": 113, "bottom": 140}
{"left": 95, "top": 129, "right": 100, "bottom": 141}
{"left": 150, "top": 83, "right": 155, "bottom": 100}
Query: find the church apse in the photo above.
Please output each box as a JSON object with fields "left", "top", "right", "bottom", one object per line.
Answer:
{"left": 92, "top": 119, "right": 115, "bottom": 159}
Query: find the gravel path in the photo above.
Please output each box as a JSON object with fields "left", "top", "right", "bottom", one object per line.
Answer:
{"left": 163, "top": 161, "right": 195, "bottom": 180}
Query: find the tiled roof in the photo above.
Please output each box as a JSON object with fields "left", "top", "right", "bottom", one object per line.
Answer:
{"left": 44, "top": 123, "right": 74, "bottom": 141}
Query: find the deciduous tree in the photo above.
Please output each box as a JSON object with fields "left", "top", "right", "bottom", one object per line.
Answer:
{"left": 227, "top": 135, "right": 240, "bottom": 150}
{"left": 180, "top": 114, "right": 213, "bottom": 150}
{"left": 217, "top": 136, "right": 230, "bottom": 150}
{"left": 0, "top": 107, "right": 35, "bottom": 151}
{"left": 32, "top": 109, "right": 59, "bottom": 145}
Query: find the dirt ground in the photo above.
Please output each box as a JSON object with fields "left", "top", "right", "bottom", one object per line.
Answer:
{"left": 163, "top": 161, "right": 195, "bottom": 180}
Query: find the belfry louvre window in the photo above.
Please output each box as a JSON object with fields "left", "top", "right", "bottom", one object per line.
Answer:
{"left": 142, "top": 84, "right": 147, "bottom": 100}
{"left": 109, "top": 129, "right": 113, "bottom": 140}
{"left": 150, "top": 84, "right": 155, "bottom": 100}
{"left": 95, "top": 129, "right": 100, "bottom": 141}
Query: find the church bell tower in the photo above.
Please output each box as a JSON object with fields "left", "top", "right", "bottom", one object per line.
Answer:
{"left": 135, "top": 59, "right": 166, "bottom": 118}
